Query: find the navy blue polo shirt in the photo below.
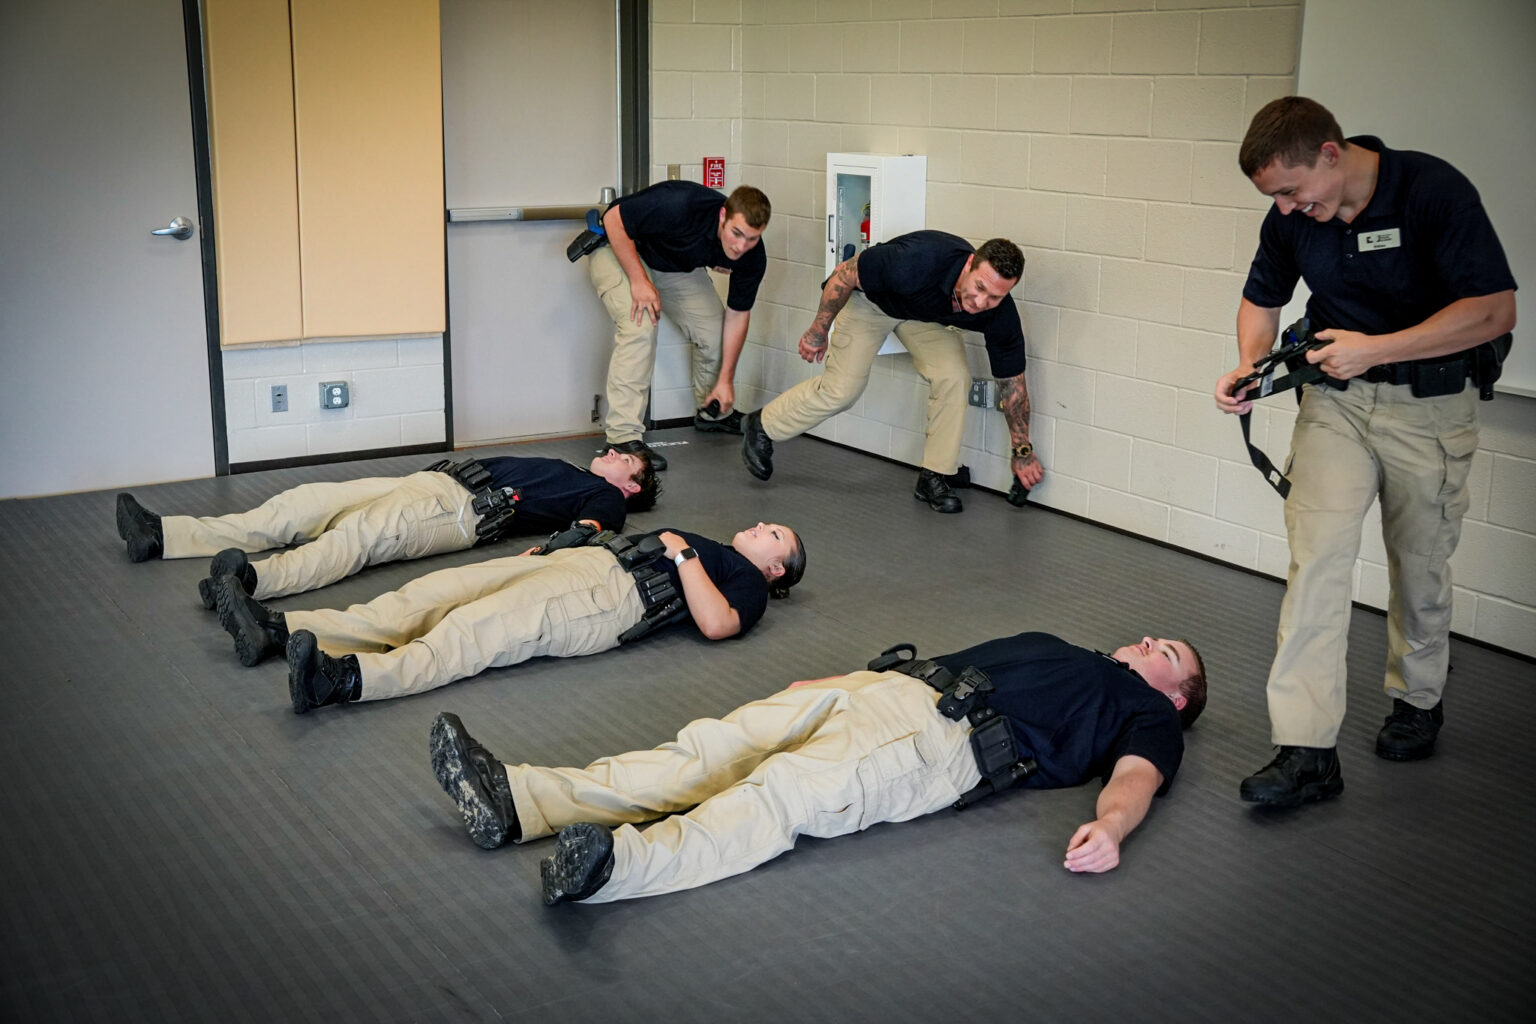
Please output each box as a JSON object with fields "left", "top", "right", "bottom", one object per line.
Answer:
{"left": 476, "top": 457, "right": 628, "bottom": 534}
{"left": 630, "top": 528, "right": 769, "bottom": 638}
{"left": 1243, "top": 136, "right": 1517, "bottom": 337}
{"left": 854, "top": 230, "right": 1028, "bottom": 378}
{"left": 933, "top": 632, "right": 1184, "bottom": 794}
{"left": 611, "top": 181, "right": 768, "bottom": 312}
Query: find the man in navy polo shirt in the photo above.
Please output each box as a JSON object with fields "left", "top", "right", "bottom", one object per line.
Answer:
{"left": 1214, "top": 97, "right": 1517, "bottom": 806}
{"left": 426, "top": 631, "right": 1206, "bottom": 904}
{"left": 739, "top": 231, "right": 1043, "bottom": 513}
{"left": 584, "top": 181, "right": 771, "bottom": 470}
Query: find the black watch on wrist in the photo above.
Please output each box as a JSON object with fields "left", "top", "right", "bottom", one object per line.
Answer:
{"left": 672, "top": 547, "right": 698, "bottom": 567}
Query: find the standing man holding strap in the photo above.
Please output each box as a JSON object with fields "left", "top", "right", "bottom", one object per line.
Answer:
{"left": 1214, "top": 97, "right": 1517, "bottom": 807}
{"left": 586, "top": 181, "right": 772, "bottom": 470}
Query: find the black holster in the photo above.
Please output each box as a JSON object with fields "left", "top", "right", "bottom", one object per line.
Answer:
{"left": 867, "top": 643, "right": 1038, "bottom": 810}
{"left": 425, "top": 458, "right": 521, "bottom": 543}
{"left": 603, "top": 534, "right": 688, "bottom": 643}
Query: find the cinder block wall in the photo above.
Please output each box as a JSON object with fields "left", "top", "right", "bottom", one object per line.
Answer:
{"left": 221, "top": 336, "right": 446, "bottom": 464}
{"left": 648, "top": 0, "right": 1536, "bottom": 657}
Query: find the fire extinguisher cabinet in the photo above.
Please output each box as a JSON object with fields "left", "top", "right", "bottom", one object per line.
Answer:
{"left": 824, "top": 153, "right": 926, "bottom": 275}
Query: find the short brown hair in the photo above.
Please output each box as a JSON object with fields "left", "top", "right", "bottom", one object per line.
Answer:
{"left": 725, "top": 185, "right": 771, "bottom": 229}
{"left": 1239, "top": 96, "right": 1346, "bottom": 178}
{"left": 1175, "top": 638, "right": 1208, "bottom": 730}
{"left": 975, "top": 238, "right": 1024, "bottom": 282}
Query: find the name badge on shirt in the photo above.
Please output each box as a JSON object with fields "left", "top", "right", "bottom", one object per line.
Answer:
{"left": 1359, "top": 228, "right": 1401, "bottom": 251}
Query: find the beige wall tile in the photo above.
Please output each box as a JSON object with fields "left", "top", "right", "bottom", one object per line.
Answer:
{"left": 1095, "top": 374, "right": 1176, "bottom": 444}
{"left": 1106, "top": 138, "right": 1192, "bottom": 202}
{"left": 1090, "top": 485, "right": 1171, "bottom": 540}
{"left": 898, "top": 126, "right": 966, "bottom": 181}
{"left": 899, "top": 19, "right": 965, "bottom": 72}
{"left": 1243, "top": 76, "right": 1295, "bottom": 127}
{"left": 1067, "top": 195, "right": 1146, "bottom": 258}
{"left": 1145, "top": 203, "right": 1234, "bottom": 269}
{"left": 1198, "top": 7, "right": 1300, "bottom": 76}
{"left": 763, "top": 165, "right": 818, "bottom": 218}
{"left": 940, "top": 0, "right": 1004, "bottom": 16}
{"left": 996, "top": 189, "right": 1067, "bottom": 249}
{"left": 743, "top": 73, "right": 767, "bottom": 118}
{"left": 1168, "top": 508, "right": 1257, "bottom": 566}
{"left": 696, "top": 0, "right": 744, "bottom": 23}
{"left": 927, "top": 182, "right": 996, "bottom": 241}
{"left": 996, "top": 75, "right": 1071, "bottom": 133}
{"left": 764, "top": 0, "right": 819, "bottom": 23}
{"left": 652, "top": 0, "right": 693, "bottom": 23}
{"left": 869, "top": 74, "right": 931, "bottom": 126}
{"left": 1057, "top": 308, "right": 1137, "bottom": 372}
{"left": 840, "top": 122, "right": 903, "bottom": 152}
{"left": 1070, "top": 76, "right": 1151, "bottom": 136}
{"left": 789, "top": 23, "right": 844, "bottom": 71}
{"left": 1020, "top": 300, "right": 1060, "bottom": 360}
{"left": 1135, "top": 321, "right": 1226, "bottom": 390}
{"left": 1075, "top": 0, "right": 1153, "bottom": 11}
{"left": 932, "top": 74, "right": 997, "bottom": 130}
{"left": 1191, "top": 141, "right": 1269, "bottom": 209}
{"left": 960, "top": 131, "right": 1030, "bottom": 187}
{"left": 692, "top": 72, "right": 743, "bottom": 118}
{"left": 963, "top": 17, "right": 1035, "bottom": 74}
{"left": 762, "top": 74, "right": 817, "bottom": 119}
{"left": 785, "top": 121, "right": 845, "bottom": 170}
{"left": 743, "top": 120, "right": 788, "bottom": 166}
{"left": 1034, "top": 15, "right": 1111, "bottom": 74}
{"left": 843, "top": 21, "right": 901, "bottom": 72}
{"left": 1100, "top": 257, "right": 1181, "bottom": 323}
{"left": 1029, "top": 134, "right": 1106, "bottom": 194}
{"left": 814, "top": 73, "right": 872, "bottom": 122}
{"left": 882, "top": 0, "right": 936, "bottom": 18}
{"left": 1180, "top": 267, "right": 1244, "bottom": 333}
{"left": 1021, "top": 248, "right": 1101, "bottom": 311}
{"left": 1056, "top": 420, "right": 1132, "bottom": 488}
{"left": 1000, "top": 0, "right": 1070, "bottom": 14}
{"left": 781, "top": 213, "right": 827, "bottom": 266}
{"left": 652, "top": 72, "right": 693, "bottom": 118}
{"left": 1231, "top": 209, "right": 1265, "bottom": 272}
{"left": 1110, "top": 11, "right": 1197, "bottom": 74}
{"left": 742, "top": 25, "right": 788, "bottom": 71}
{"left": 653, "top": 24, "right": 735, "bottom": 71}
{"left": 1151, "top": 76, "right": 1245, "bottom": 141}
{"left": 818, "top": 0, "right": 874, "bottom": 22}
{"left": 1032, "top": 361, "right": 1096, "bottom": 424}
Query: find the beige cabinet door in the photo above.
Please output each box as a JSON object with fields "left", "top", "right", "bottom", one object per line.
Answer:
{"left": 0, "top": 0, "right": 214, "bottom": 497}
{"left": 441, "top": 0, "right": 619, "bottom": 444}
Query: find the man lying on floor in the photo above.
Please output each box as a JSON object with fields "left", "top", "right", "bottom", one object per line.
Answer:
{"left": 211, "top": 521, "right": 806, "bottom": 712}
{"left": 428, "top": 630, "right": 1207, "bottom": 905}
{"left": 114, "top": 449, "right": 658, "bottom": 605}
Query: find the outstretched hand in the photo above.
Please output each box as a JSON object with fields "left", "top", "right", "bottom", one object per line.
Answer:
{"left": 1064, "top": 820, "right": 1122, "bottom": 874}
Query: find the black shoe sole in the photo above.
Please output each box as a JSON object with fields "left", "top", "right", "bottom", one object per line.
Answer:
{"left": 429, "top": 713, "right": 511, "bottom": 850}
{"left": 1239, "top": 778, "right": 1344, "bottom": 807}
{"left": 286, "top": 631, "right": 318, "bottom": 714}
{"left": 115, "top": 493, "right": 134, "bottom": 540}
{"left": 914, "top": 493, "right": 963, "bottom": 513}
{"left": 214, "top": 577, "right": 278, "bottom": 667}
{"left": 198, "top": 577, "right": 217, "bottom": 611}
{"left": 1375, "top": 743, "right": 1436, "bottom": 762}
{"left": 694, "top": 416, "right": 743, "bottom": 435}
{"left": 541, "top": 824, "right": 615, "bottom": 905}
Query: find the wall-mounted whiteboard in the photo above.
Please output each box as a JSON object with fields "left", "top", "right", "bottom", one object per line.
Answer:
{"left": 1296, "top": 0, "right": 1536, "bottom": 396}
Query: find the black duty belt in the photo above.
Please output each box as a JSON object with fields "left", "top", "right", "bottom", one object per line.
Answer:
{"left": 867, "top": 643, "right": 1038, "bottom": 810}
{"left": 528, "top": 524, "right": 689, "bottom": 643}
{"left": 424, "top": 458, "right": 520, "bottom": 542}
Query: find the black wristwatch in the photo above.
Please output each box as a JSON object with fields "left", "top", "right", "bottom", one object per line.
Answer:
{"left": 672, "top": 547, "right": 698, "bottom": 567}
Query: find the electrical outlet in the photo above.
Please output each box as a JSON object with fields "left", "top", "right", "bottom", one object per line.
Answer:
{"left": 968, "top": 379, "right": 992, "bottom": 408}
{"left": 319, "top": 381, "right": 349, "bottom": 409}
{"left": 270, "top": 384, "right": 287, "bottom": 413}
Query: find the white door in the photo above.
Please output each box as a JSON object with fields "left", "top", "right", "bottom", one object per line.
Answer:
{"left": 440, "top": 0, "right": 620, "bottom": 445}
{"left": 0, "top": 0, "right": 214, "bottom": 499}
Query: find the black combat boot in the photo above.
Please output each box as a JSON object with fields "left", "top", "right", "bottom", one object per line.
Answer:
{"left": 285, "top": 630, "right": 361, "bottom": 714}
{"left": 541, "top": 823, "right": 615, "bottom": 906}
{"left": 1239, "top": 746, "right": 1343, "bottom": 807}
{"left": 199, "top": 548, "right": 258, "bottom": 610}
{"left": 740, "top": 410, "right": 774, "bottom": 480}
{"left": 1376, "top": 698, "right": 1444, "bottom": 761}
{"left": 914, "top": 469, "right": 963, "bottom": 513}
{"left": 116, "top": 493, "right": 163, "bottom": 562}
{"left": 214, "top": 574, "right": 288, "bottom": 666}
{"left": 429, "top": 712, "right": 521, "bottom": 850}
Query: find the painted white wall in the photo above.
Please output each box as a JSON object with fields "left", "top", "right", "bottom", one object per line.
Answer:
{"left": 648, "top": 0, "right": 1536, "bottom": 656}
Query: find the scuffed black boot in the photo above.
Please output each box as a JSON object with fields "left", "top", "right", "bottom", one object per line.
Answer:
{"left": 740, "top": 410, "right": 774, "bottom": 480}
{"left": 1376, "top": 698, "right": 1444, "bottom": 761}
{"left": 200, "top": 548, "right": 258, "bottom": 611}
{"left": 914, "top": 469, "right": 963, "bottom": 513}
{"left": 429, "top": 712, "right": 521, "bottom": 850}
{"left": 285, "top": 630, "right": 361, "bottom": 714}
{"left": 541, "top": 823, "right": 615, "bottom": 906}
{"left": 214, "top": 574, "right": 288, "bottom": 666}
{"left": 1239, "top": 746, "right": 1343, "bottom": 807}
{"left": 117, "top": 493, "right": 163, "bottom": 562}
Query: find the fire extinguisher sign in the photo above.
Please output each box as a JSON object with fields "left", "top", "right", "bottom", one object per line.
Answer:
{"left": 704, "top": 157, "right": 725, "bottom": 189}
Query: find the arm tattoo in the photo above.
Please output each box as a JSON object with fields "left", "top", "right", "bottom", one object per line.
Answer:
{"left": 806, "top": 256, "right": 860, "bottom": 344}
{"left": 998, "top": 373, "right": 1032, "bottom": 451}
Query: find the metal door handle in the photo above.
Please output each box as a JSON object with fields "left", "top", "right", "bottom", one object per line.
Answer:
{"left": 151, "top": 216, "right": 194, "bottom": 240}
